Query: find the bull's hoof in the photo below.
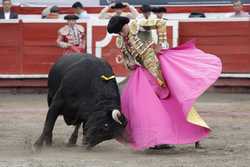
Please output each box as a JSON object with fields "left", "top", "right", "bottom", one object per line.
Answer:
{"left": 32, "top": 140, "right": 43, "bottom": 152}
{"left": 44, "top": 139, "right": 52, "bottom": 146}
{"left": 34, "top": 142, "right": 42, "bottom": 148}
{"left": 195, "top": 142, "right": 204, "bottom": 149}
{"left": 34, "top": 138, "right": 43, "bottom": 147}
{"left": 82, "top": 137, "right": 88, "bottom": 145}
{"left": 32, "top": 144, "right": 42, "bottom": 153}
{"left": 44, "top": 134, "right": 53, "bottom": 146}
{"left": 86, "top": 145, "right": 92, "bottom": 150}
{"left": 67, "top": 135, "right": 78, "bottom": 147}
{"left": 66, "top": 143, "right": 76, "bottom": 147}
{"left": 67, "top": 139, "right": 77, "bottom": 147}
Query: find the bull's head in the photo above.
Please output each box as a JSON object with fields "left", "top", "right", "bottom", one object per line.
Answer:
{"left": 84, "top": 109, "right": 127, "bottom": 149}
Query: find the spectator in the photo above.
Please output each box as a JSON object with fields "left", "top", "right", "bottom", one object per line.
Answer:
{"left": 72, "top": 1, "right": 90, "bottom": 19}
{"left": 0, "top": 0, "right": 18, "bottom": 19}
{"left": 56, "top": 15, "right": 86, "bottom": 55}
{"left": 137, "top": 4, "right": 156, "bottom": 43}
{"left": 137, "top": 4, "right": 156, "bottom": 19}
{"left": 42, "top": 5, "right": 60, "bottom": 19}
{"left": 41, "top": 6, "right": 52, "bottom": 18}
{"left": 230, "top": 0, "right": 249, "bottom": 17}
{"left": 152, "top": 7, "right": 167, "bottom": 19}
{"left": 99, "top": 2, "right": 139, "bottom": 19}
{"left": 47, "top": 6, "right": 60, "bottom": 19}
{"left": 151, "top": 7, "right": 169, "bottom": 48}
{"left": 41, "top": 6, "right": 51, "bottom": 19}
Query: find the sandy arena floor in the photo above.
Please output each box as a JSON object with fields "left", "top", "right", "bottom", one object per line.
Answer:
{"left": 0, "top": 92, "right": 249, "bottom": 167}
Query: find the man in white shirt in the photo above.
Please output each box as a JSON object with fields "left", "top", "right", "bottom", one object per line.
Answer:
{"left": 72, "top": 1, "right": 90, "bottom": 20}
{"left": 99, "top": 2, "right": 139, "bottom": 19}
{"left": 0, "top": 0, "right": 18, "bottom": 19}
{"left": 229, "top": 0, "right": 249, "bottom": 17}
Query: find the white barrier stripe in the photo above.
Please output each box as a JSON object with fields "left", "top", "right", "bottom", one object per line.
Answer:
{"left": 95, "top": 33, "right": 113, "bottom": 58}
{"left": 220, "top": 73, "right": 250, "bottom": 79}
{"left": 87, "top": 22, "right": 93, "bottom": 54}
{"left": 3, "top": 17, "right": 249, "bottom": 24}
{"left": 0, "top": 20, "right": 19, "bottom": 23}
{"left": 21, "top": 19, "right": 88, "bottom": 23}
{"left": 179, "top": 18, "right": 250, "bottom": 22}
{"left": 0, "top": 73, "right": 250, "bottom": 79}
{"left": 0, "top": 75, "right": 48, "bottom": 79}
{"left": 167, "top": 20, "right": 179, "bottom": 47}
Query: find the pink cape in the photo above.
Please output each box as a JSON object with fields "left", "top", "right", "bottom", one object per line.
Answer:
{"left": 120, "top": 41, "right": 222, "bottom": 150}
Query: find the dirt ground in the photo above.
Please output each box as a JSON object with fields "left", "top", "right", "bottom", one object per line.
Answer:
{"left": 0, "top": 92, "right": 249, "bottom": 167}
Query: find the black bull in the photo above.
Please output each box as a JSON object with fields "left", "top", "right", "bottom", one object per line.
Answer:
{"left": 34, "top": 54, "right": 127, "bottom": 149}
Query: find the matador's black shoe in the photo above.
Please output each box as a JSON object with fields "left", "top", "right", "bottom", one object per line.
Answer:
{"left": 149, "top": 144, "right": 175, "bottom": 150}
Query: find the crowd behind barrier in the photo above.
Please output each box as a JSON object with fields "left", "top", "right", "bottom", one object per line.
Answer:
{"left": 0, "top": 18, "right": 249, "bottom": 75}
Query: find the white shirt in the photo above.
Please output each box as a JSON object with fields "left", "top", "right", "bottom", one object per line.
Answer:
{"left": 4, "top": 12, "right": 10, "bottom": 20}
{"left": 78, "top": 11, "right": 90, "bottom": 19}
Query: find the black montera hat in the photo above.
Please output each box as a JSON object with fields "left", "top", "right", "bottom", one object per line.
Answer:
{"left": 64, "top": 14, "right": 79, "bottom": 20}
{"left": 107, "top": 16, "right": 130, "bottom": 34}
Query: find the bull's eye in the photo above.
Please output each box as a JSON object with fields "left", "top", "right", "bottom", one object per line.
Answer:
{"left": 104, "top": 123, "right": 109, "bottom": 128}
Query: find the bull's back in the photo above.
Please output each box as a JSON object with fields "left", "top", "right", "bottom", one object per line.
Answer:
{"left": 51, "top": 54, "right": 118, "bottom": 125}
{"left": 47, "top": 54, "right": 84, "bottom": 106}
{"left": 61, "top": 55, "right": 113, "bottom": 97}
{"left": 48, "top": 54, "right": 108, "bottom": 106}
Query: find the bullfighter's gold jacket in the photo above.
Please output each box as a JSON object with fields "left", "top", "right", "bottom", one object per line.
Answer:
{"left": 116, "top": 19, "right": 168, "bottom": 87}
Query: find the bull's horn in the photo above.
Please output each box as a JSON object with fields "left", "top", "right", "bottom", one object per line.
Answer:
{"left": 112, "top": 109, "right": 122, "bottom": 125}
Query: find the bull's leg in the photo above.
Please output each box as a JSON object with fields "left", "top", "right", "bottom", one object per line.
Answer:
{"left": 34, "top": 91, "right": 63, "bottom": 148}
{"left": 67, "top": 123, "right": 81, "bottom": 146}
{"left": 82, "top": 122, "right": 88, "bottom": 145}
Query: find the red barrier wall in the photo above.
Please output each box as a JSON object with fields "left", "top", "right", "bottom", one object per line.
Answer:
{"left": 0, "top": 22, "right": 21, "bottom": 74}
{"left": 179, "top": 21, "right": 250, "bottom": 73}
{"left": 0, "top": 22, "right": 86, "bottom": 74}
{"left": 0, "top": 20, "right": 249, "bottom": 88}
